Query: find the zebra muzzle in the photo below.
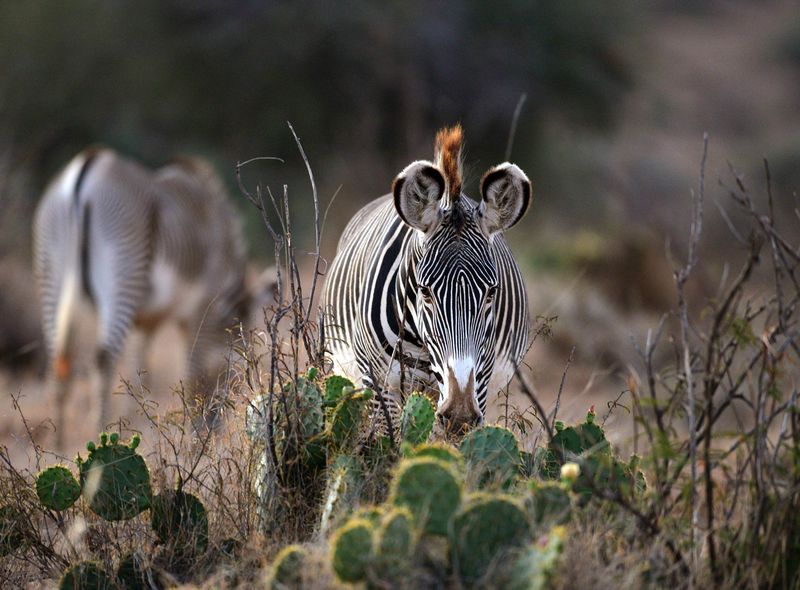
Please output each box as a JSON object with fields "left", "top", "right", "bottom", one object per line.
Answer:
{"left": 438, "top": 363, "right": 481, "bottom": 431}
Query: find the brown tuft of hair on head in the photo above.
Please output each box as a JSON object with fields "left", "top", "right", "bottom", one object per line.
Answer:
{"left": 434, "top": 124, "right": 464, "bottom": 201}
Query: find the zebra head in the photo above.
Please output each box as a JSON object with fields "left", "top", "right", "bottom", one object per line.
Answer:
{"left": 392, "top": 126, "right": 531, "bottom": 431}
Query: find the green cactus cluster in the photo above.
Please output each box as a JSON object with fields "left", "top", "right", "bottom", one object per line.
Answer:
{"left": 326, "top": 447, "right": 564, "bottom": 588}
{"left": 536, "top": 410, "right": 646, "bottom": 502}
{"left": 25, "top": 431, "right": 214, "bottom": 586}
{"left": 549, "top": 408, "right": 609, "bottom": 461}
{"left": 76, "top": 433, "right": 151, "bottom": 521}
{"left": 315, "top": 397, "right": 649, "bottom": 589}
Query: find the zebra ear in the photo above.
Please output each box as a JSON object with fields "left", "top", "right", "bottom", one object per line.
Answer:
{"left": 393, "top": 160, "right": 445, "bottom": 233}
{"left": 478, "top": 163, "right": 531, "bottom": 236}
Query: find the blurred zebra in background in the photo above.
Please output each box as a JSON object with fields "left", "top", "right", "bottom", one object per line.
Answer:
{"left": 34, "top": 148, "right": 276, "bottom": 447}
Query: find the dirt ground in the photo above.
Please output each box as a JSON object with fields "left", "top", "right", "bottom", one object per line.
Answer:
{"left": 0, "top": 274, "right": 644, "bottom": 473}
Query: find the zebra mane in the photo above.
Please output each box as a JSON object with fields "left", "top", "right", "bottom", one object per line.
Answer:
{"left": 434, "top": 124, "right": 463, "bottom": 206}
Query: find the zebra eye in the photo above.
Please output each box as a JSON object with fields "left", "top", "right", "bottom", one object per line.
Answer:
{"left": 419, "top": 285, "right": 434, "bottom": 304}
{"left": 486, "top": 285, "right": 498, "bottom": 302}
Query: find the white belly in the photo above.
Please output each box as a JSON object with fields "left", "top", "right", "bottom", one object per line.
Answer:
{"left": 140, "top": 259, "right": 207, "bottom": 324}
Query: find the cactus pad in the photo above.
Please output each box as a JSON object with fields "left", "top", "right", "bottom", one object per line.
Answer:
{"left": 371, "top": 507, "right": 415, "bottom": 586}
{"left": 409, "top": 442, "right": 464, "bottom": 467}
{"left": 150, "top": 490, "right": 209, "bottom": 556}
{"left": 400, "top": 393, "right": 435, "bottom": 445}
{"left": 390, "top": 458, "right": 461, "bottom": 536}
{"left": 330, "top": 517, "right": 374, "bottom": 583}
{"left": 327, "top": 388, "right": 372, "bottom": 450}
{"left": 36, "top": 466, "right": 81, "bottom": 511}
{"left": 548, "top": 410, "right": 609, "bottom": 460}
{"left": 78, "top": 434, "right": 151, "bottom": 521}
{"left": 325, "top": 375, "right": 355, "bottom": 403}
{"left": 267, "top": 544, "right": 307, "bottom": 590}
{"left": 59, "top": 561, "right": 114, "bottom": 590}
{"left": 450, "top": 494, "right": 532, "bottom": 587}
{"left": 459, "top": 426, "right": 522, "bottom": 490}
{"left": 527, "top": 481, "right": 571, "bottom": 525}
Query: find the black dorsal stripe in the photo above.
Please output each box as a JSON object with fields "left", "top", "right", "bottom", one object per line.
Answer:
{"left": 74, "top": 150, "right": 99, "bottom": 205}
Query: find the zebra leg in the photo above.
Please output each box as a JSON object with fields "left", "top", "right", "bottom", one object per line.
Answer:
{"left": 94, "top": 348, "right": 117, "bottom": 434}
{"left": 53, "top": 357, "right": 72, "bottom": 449}
{"left": 184, "top": 316, "right": 228, "bottom": 434}
{"left": 129, "top": 329, "right": 154, "bottom": 391}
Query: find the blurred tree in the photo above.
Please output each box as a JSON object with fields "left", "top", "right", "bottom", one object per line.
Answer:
{"left": 0, "top": 0, "right": 636, "bottom": 251}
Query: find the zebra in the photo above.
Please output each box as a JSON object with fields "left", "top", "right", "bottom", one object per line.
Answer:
{"left": 33, "top": 148, "right": 276, "bottom": 447}
{"left": 323, "top": 125, "right": 531, "bottom": 433}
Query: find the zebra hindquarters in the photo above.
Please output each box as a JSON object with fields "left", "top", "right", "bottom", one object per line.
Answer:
{"left": 83, "top": 179, "right": 156, "bottom": 434}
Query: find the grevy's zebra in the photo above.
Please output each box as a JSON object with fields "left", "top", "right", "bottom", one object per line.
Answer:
{"left": 323, "top": 126, "right": 531, "bottom": 431}
{"left": 34, "top": 148, "right": 276, "bottom": 447}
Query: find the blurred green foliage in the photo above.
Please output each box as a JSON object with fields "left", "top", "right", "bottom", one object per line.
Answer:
{"left": 0, "top": 0, "right": 636, "bottom": 251}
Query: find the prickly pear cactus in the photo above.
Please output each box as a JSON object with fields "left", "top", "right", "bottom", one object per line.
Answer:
{"left": 330, "top": 517, "right": 374, "bottom": 583}
{"left": 150, "top": 490, "right": 209, "bottom": 556}
{"left": 266, "top": 544, "right": 307, "bottom": 590}
{"left": 324, "top": 374, "right": 354, "bottom": 403}
{"left": 289, "top": 372, "right": 326, "bottom": 439}
{"left": 527, "top": 481, "right": 571, "bottom": 526}
{"left": 371, "top": 508, "right": 415, "bottom": 587}
{"left": 459, "top": 426, "right": 522, "bottom": 490}
{"left": 450, "top": 494, "right": 532, "bottom": 588}
{"left": 351, "top": 505, "right": 386, "bottom": 527}
{"left": 389, "top": 457, "right": 462, "bottom": 536}
{"left": 504, "top": 527, "right": 566, "bottom": 590}
{"left": 571, "top": 454, "right": 633, "bottom": 503}
{"left": 0, "top": 505, "right": 28, "bottom": 556}
{"left": 247, "top": 370, "right": 325, "bottom": 448}
{"left": 327, "top": 387, "right": 372, "bottom": 451}
{"left": 549, "top": 409, "right": 608, "bottom": 460}
{"left": 77, "top": 433, "right": 151, "bottom": 521}
{"left": 408, "top": 442, "right": 464, "bottom": 467}
{"left": 400, "top": 393, "right": 435, "bottom": 445}
{"left": 318, "top": 454, "right": 363, "bottom": 536}
{"left": 36, "top": 466, "right": 81, "bottom": 511}
{"left": 59, "top": 561, "right": 114, "bottom": 590}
